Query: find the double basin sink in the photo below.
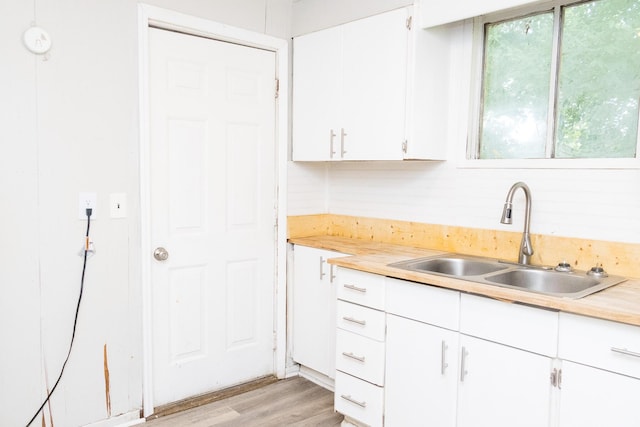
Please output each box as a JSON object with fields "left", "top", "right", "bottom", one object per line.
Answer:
{"left": 388, "top": 254, "right": 627, "bottom": 299}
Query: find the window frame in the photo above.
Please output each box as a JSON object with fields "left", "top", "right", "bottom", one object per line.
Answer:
{"left": 463, "top": 0, "right": 640, "bottom": 169}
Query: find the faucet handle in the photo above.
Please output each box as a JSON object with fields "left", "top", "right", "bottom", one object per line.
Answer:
{"left": 587, "top": 265, "right": 608, "bottom": 278}
{"left": 555, "top": 261, "right": 572, "bottom": 272}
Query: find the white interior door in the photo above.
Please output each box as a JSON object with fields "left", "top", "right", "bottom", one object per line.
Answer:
{"left": 148, "top": 27, "right": 277, "bottom": 407}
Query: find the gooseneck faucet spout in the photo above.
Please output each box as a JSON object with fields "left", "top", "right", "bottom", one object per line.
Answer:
{"left": 500, "top": 182, "right": 533, "bottom": 265}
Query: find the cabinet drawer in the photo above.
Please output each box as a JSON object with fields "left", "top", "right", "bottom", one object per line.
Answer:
{"left": 337, "top": 300, "right": 385, "bottom": 341}
{"left": 336, "top": 329, "right": 385, "bottom": 386}
{"left": 337, "top": 268, "right": 385, "bottom": 310}
{"left": 386, "top": 277, "right": 460, "bottom": 330}
{"left": 559, "top": 312, "right": 640, "bottom": 379}
{"left": 460, "top": 293, "right": 558, "bottom": 356}
{"left": 334, "top": 371, "right": 384, "bottom": 427}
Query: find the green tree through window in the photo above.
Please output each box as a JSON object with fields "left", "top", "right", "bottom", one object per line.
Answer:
{"left": 477, "top": 0, "right": 640, "bottom": 159}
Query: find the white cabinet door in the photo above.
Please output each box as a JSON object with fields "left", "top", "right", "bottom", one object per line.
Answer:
{"left": 292, "top": 8, "right": 409, "bottom": 161}
{"left": 292, "top": 26, "right": 341, "bottom": 161}
{"left": 292, "top": 245, "right": 347, "bottom": 378}
{"left": 457, "top": 335, "right": 553, "bottom": 427}
{"left": 558, "top": 361, "right": 640, "bottom": 427}
{"left": 385, "top": 314, "right": 459, "bottom": 426}
{"left": 341, "top": 8, "right": 408, "bottom": 160}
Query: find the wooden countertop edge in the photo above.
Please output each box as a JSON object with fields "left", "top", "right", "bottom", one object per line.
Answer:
{"left": 289, "top": 236, "right": 640, "bottom": 327}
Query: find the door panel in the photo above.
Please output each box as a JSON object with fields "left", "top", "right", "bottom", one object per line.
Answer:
{"left": 149, "top": 27, "right": 276, "bottom": 407}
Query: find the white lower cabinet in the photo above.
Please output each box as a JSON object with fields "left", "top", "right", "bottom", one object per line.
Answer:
{"left": 457, "top": 293, "right": 557, "bottom": 427}
{"left": 456, "top": 334, "right": 554, "bottom": 427}
{"left": 557, "top": 312, "right": 640, "bottom": 427}
{"left": 292, "top": 245, "right": 347, "bottom": 378}
{"left": 384, "top": 277, "right": 460, "bottom": 426}
{"left": 327, "top": 268, "right": 640, "bottom": 426}
{"left": 335, "top": 370, "right": 384, "bottom": 427}
{"left": 385, "top": 314, "right": 459, "bottom": 426}
{"left": 557, "top": 361, "right": 640, "bottom": 427}
{"left": 334, "top": 268, "right": 386, "bottom": 426}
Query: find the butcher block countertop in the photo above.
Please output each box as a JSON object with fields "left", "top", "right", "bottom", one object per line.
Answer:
{"left": 289, "top": 235, "right": 640, "bottom": 327}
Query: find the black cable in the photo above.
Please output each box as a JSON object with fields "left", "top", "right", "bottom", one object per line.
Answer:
{"left": 25, "top": 208, "right": 92, "bottom": 427}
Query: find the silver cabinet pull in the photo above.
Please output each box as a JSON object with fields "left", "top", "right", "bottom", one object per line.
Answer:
{"left": 343, "top": 283, "right": 367, "bottom": 293}
{"left": 342, "top": 351, "right": 366, "bottom": 363}
{"left": 441, "top": 340, "right": 449, "bottom": 375}
{"left": 611, "top": 347, "right": 640, "bottom": 358}
{"left": 341, "top": 394, "right": 367, "bottom": 408}
{"left": 329, "top": 129, "right": 336, "bottom": 158}
{"left": 319, "top": 257, "right": 326, "bottom": 280}
{"left": 340, "top": 127, "right": 347, "bottom": 157}
{"left": 550, "top": 368, "right": 557, "bottom": 387}
{"left": 342, "top": 316, "right": 366, "bottom": 326}
{"left": 460, "top": 346, "right": 468, "bottom": 382}
{"left": 330, "top": 264, "right": 337, "bottom": 283}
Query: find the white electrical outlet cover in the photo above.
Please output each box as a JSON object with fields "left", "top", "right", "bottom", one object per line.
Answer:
{"left": 78, "top": 192, "right": 97, "bottom": 219}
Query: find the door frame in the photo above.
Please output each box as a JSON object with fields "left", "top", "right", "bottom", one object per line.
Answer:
{"left": 137, "top": 4, "right": 288, "bottom": 417}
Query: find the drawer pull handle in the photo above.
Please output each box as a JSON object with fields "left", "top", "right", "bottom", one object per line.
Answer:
{"left": 611, "top": 347, "right": 640, "bottom": 358}
{"left": 330, "top": 264, "right": 337, "bottom": 283}
{"left": 343, "top": 283, "right": 367, "bottom": 293}
{"left": 342, "top": 351, "right": 366, "bottom": 363}
{"left": 340, "top": 128, "right": 348, "bottom": 157}
{"left": 319, "top": 257, "right": 326, "bottom": 280}
{"left": 441, "top": 340, "right": 449, "bottom": 375}
{"left": 341, "top": 394, "right": 367, "bottom": 408}
{"left": 460, "top": 346, "right": 468, "bottom": 382}
{"left": 342, "top": 316, "right": 366, "bottom": 326}
{"left": 329, "top": 129, "right": 337, "bottom": 158}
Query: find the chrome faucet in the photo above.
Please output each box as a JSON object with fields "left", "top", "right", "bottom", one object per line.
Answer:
{"left": 500, "top": 182, "right": 534, "bottom": 265}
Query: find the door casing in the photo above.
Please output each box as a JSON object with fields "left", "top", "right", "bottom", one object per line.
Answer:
{"left": 137, "top": 4, "right": 288, "bottom": 417}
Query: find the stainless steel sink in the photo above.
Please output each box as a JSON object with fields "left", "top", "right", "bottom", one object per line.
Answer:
{"left": 391, "top": 256, "right": 508, "bottom": 277}
{"left": 485, "top": 269, "right": 601, "bottom": 295}
{"left": 388, "top": 254, "right": 627, "bottom": 299}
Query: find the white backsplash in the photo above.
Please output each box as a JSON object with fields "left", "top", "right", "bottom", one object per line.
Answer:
{"left": 287, "top": 160, "right": 640, "bottom": 244}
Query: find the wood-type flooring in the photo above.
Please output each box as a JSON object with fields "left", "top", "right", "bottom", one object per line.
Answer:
{"left": 145, "top": 376, "right": 344, "bottom": 426}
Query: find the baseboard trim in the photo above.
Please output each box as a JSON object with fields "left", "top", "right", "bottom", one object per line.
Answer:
{"left": 146, "top": 375, "right": 278, "bottom": 421}
{"left": 298, "top": 365, "right": 335, "bottom": 392}
{"left": 82, "top": 410, "right": 142, "bottom": 427}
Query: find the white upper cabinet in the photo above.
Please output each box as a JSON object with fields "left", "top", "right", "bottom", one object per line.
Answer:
{"left": 339, "top": 9, "right": 408, "bottom": 160}
{"left": 292, "top": 7, "right": 449, "bottom": 161}
{"left": 292, "top": 26, "right": 342, "bottom": 161}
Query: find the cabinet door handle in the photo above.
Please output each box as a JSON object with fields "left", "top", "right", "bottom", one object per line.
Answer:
{"left": 343, "top": 283, "right": 367, "bottom": 293}
{"left": 319, "top": 257, "right": 326, "bottom": 280}
{"left": 441, "top": 340, "right": 449, "bottom": 375}
{"left": 550, "top": 368, "right": 557, "bottom": 387}
{"left": 330, "top": 264, "right": 337, "bottom": 283}
{"left": 460, "top": 346, "right": 468, "bottom": 382}
{"left": 340, "top": 128, "right": 347, "bottom": 157}
{"left": 340, "top": 394, "right": 367, "bottom": 408}
{"left": 611, "top": 347, "right": 640, "bottom": 358}
{"left": 329, "top": 129, "right": 337, "bottom": 158}
{"left": 342, "top": 351, "right": 366, "bottom": 363}
{"left": 342, "top": 316, "right": 366, "bottom": 326}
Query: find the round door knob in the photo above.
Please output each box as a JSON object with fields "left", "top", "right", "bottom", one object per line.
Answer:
{"left": 153, "top": 247, "right": 169, "bottom": 261}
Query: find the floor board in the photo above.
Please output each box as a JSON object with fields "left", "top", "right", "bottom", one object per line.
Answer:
{"left": 145, "top": 377, "right": 344, "bottom": 426}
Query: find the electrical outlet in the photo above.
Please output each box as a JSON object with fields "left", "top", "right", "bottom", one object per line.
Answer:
{"left": 78, "top": 192, "right": 97, "bottom": 219}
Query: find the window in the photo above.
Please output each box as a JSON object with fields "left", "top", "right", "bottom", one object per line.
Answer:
{"left": 472, "top": 0, "right": 640, "bottom": 160}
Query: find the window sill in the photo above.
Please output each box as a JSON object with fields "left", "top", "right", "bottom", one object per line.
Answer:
{"left": 457, "top": 157, "right": 640, "bottom": 170}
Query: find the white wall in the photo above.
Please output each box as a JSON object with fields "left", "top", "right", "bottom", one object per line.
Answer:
{"left": 0, "top": 1, "right": 291, "bottom": 426}
{"left": 288, "top": 3, "right": 640, "bottom": 245}
{"left": 292, "top": 0, "right": 410, "bottom": 35}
